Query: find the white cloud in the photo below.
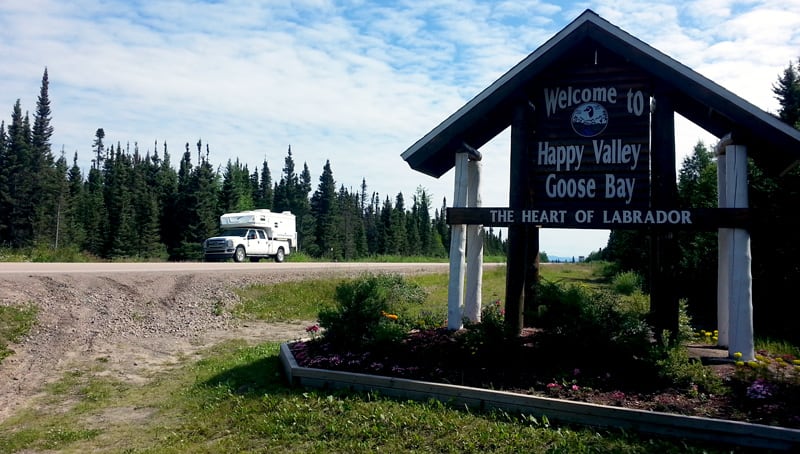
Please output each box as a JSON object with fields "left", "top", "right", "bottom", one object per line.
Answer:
{"left": 1, "top": 0, "right": 798, "bottom": 257}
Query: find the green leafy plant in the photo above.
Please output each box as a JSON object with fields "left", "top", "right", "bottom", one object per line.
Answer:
{"left": 532, "top": 281, "right": 654, "bottom": 379}
{"left": 317, "top": 273, "right": 426, "bottom": 350}
{"left": 653, "top": 334, "right": 726, "bottom": 395}
{"left": 611, "top": 270, "right": 642, "bottom": 295}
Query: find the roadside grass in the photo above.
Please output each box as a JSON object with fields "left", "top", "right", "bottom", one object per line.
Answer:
{"left": 234, "top": 278, "right": 343, "bottom": 321}
{"left": 0, "top": 304, "right": 37, "bottom": 363}
{"left": 0, "top": 263, "right": 745, "bottom": 453}
{"left": 0, "top": 340, "right": 724, "bottom": 453}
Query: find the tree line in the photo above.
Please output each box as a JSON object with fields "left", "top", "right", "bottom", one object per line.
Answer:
{"left": 0, "top": 69, "right": 507, "bottom": 261}
{"left": 597, "top": 58, "right": 800, "bottom": 344}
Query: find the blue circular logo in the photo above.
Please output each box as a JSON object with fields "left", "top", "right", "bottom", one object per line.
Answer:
{"left": 570, "top": 102, "right": 608, "bottom": 137}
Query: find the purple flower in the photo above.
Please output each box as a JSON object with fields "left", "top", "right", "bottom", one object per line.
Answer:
{"left": 746, "top": 378, "right": 773, "bottom": 400}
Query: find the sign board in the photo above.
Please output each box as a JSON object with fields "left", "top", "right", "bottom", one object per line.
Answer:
{"left": 531, "top": 61, "right": 651, "bottom": 210}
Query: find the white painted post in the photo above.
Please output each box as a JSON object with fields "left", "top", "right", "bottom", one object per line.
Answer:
{"left": 725, "top": 144, "right": 754, "bottom": 361}
{"left": 716, "top": 148, "right": 730, "bottom": 347}
{"left": 447, "top": 152, "right": 469, "bottom": 330}
{"left": 464, "top": 159, "right": 483, "bottom": 323}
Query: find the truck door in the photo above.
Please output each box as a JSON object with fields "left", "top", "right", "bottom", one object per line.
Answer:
{"left": 256, "top": 229, "right": 271, "bottom": 254}
{"left": 246, "top": 229, "right": 264, "bottom": 255}
{"left": 262, "top": 227, "right": 275, "bottom": 255}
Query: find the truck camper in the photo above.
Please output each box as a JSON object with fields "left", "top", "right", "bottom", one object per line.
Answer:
{"left": 203, "top": 210, "right": 297, "bottom": 262}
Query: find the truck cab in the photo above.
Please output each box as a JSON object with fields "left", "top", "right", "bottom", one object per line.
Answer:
{"left": 203, "top": 227, "right": 289, "bottom": 262}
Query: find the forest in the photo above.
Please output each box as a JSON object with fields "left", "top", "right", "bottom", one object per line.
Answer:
{"left": 3, "top": 63, "right": 800, "bottom": 344}
{"left": 0, "top": 69, "right": 506, "bottom": 262}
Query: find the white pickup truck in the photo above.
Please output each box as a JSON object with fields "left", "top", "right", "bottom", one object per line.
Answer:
{"left": 203, "top": 210, "right": 297, "bottom": 262}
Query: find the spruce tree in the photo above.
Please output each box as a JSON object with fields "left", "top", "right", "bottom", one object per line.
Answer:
{"left": 0, "top": 121, "right": 8, "bottom": 242}
{"left": 378, "top": 195, "right": 393, "bottom": 254}
{"left": 65, "top": 152, "right": 86, "bottom": 249}
{"left": 310, "top": 160, "right": 336, "bottom": 258}
{"left": 257, "top": 159, "right": 273, "bottom": 209}
{"left": 31, "top": 68, "right": 60, "bottom": 246}
{"left": 5, "top": 100, "right": 34, "bottom": 246}
{"left": 153, "top": 141, "right": 179, "bottom": 257}
{"left": 773, "top": 60, "right": 800, "bottom": 127}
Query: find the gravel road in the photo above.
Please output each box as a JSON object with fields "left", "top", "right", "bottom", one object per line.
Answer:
{"left": 0, "top": 262, "right": 450, "bottom": 422}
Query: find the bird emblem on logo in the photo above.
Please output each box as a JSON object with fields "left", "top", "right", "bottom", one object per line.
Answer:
{"left": 570, "top": 102, "right": 608, "bottom": 137}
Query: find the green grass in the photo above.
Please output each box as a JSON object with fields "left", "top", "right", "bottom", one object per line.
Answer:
{"left": 0, "top": 264, "right": 747, "bottom": 453}
{"left": 0, "top": 304, "right": 38, "bottom": 363}
{"left": 0, "top": 339, "right": 727, "bottom": 453}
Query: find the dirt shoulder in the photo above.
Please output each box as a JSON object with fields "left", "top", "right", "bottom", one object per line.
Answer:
{"left": 0, "top": 263, "right": 448, "bottom": 422}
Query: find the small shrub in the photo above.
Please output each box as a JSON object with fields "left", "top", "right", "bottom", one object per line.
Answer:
{"left": 460, "top": 300, "right": 507, "bottom": 361}
{"left": 532, "top": 280, "right": 653, "bottom": 378}
{"left": 611, "top": 271, "right": 642, "bottom": 296}
{"left": 653, "top": 337, "right": 726, "bottom": 395}
{"left": 317, "top": 273, "right": 426, "bottom": 350}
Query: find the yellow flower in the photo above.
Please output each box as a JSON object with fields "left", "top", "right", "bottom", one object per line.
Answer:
{"left": 733, "top": 352, "right": 743, "bottom": 360}
{"left": 381, "top": 310, "right": 398, "bottom": 321}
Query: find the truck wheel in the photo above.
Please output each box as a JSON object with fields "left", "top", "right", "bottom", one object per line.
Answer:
{"left": 274, "top": 247, "right": 285, "bottom": 263}
{"left": 233, "top": 246, "right": 246, "bottom": 262}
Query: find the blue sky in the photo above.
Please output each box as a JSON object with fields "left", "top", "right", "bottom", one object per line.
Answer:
{"left": 1, "top": 0, "right": 799, "bottom": 257}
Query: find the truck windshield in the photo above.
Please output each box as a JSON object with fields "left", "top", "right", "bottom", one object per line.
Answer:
{"left": 222, "top": 229, "right": 248, "bottom": 237}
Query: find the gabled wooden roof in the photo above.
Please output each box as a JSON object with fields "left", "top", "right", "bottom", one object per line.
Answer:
{"left": 401, "top": 9, "right": 800, "bottom": 178}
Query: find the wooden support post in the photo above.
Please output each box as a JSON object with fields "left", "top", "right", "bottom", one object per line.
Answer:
{"left": 464, "top": 158, "right": 483, "bottom": 323}
{"left": 715, "top": 141, "right": 730, "bottom": 347}
{"left": 650, "top": 91, "right": 679, "bottom": 341}
{"left": 725, "top": 143, "right": 755, "bottom": 361}
{"left": 505, "top": 102, "right": 531, "bottom": 337}
{"left": 447, "top": 152, "right": 469, "bottom": 330}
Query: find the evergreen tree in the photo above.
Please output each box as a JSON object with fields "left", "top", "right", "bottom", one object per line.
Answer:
{"left": 310, "top": 160, "right": 336, "bottom": 258}
{"left": 361, "top": 183, "right": 380, "bottom": 256}
{"left": 64, "top": 152, "right": 86, "bottom": 249}
{"left": 391, "top": 193, "right": 407, "bottom": 254}
{"left": 81, "top": 165, "right": 107, "bottom": 256}
{"left": 52, "top": 150, "right": 70, "bottom": 249}
{"left": 412, "top": 187, "right": 433, "bottom": 255}
{"left": 433, "top": 197, "right": 450, "bottom": 254}
{"left": 273, "top": 146, "right": 297, "bottom": 212}
{"left": 130, "top": 144, "right": 165, "bottom": 258}
{"left": 219, "top": 158, "right": 254, "bottom": 212}
{"left": 4, "top": 100, "right": 34, "bottom": 246}
{"left": 674, "top": 142, "right": 718, "bottom": 327}
{"left": 257, "top": 159, "right": 273, "bottom": 209}
{"left": 0, "top": 121, "right": 8, "bottom": 242}
{"left": 773, "top": 60, "right": 800, "bottom": 128}
{"left": 92, "top": 128, "right": 105, "bottom": 170}
{"left": 296, "top": 162, "right": 314, "bottom": 253}
{"left": 105, "top": 143, "right": 138, "bottom": 257}
{"left": 192, "top": 147, "right": 221, "bottom": 252}
{"left": 378, "top": 195, "right": 393, "bottom": 254}
{"left": 335, "top": 184, "right": 366, "bottom": 260}
{"left": 30, "top": 68, "right": 60, "bottom": 246}
{"left": 154, "top": 141, "right": 180, "bottom": 258}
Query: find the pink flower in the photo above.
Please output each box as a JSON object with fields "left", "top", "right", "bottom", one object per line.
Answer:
{"left": 571, "top": 384, "right": 580, "bottom": 391}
